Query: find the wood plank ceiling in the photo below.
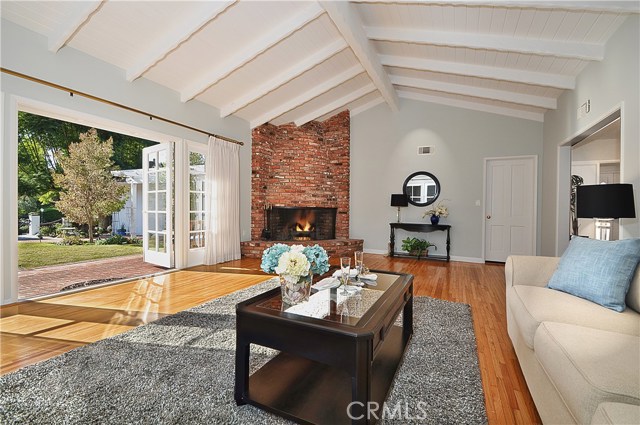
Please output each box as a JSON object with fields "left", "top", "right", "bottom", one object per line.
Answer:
{"left": 2, "top": 1, "right": 638, "bottom": 126}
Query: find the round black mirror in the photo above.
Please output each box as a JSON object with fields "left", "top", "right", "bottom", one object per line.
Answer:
{"left": 402, "top": 171, "right": 440, "bottom": 207}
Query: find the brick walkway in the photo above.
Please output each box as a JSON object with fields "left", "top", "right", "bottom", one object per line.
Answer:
{"left": 18, "top": 255, "right": 167, "bottom": 299}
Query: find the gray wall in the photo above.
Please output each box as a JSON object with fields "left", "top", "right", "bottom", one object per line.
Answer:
{"left": 1, "top": 19, "right": 251, "bottom": 304}
{"left": 350, "top": 98, "right": 543, "bottom": 261}
{"left": 541, "top": 15, "right": 640, "bottom": 256}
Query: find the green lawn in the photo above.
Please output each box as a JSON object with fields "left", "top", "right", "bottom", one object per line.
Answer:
{"left": 18, "top": 242, "right": 143, "bottom": 270}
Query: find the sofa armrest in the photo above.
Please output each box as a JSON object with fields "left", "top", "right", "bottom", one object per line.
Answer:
{"left": 505, "top": 255, "right": 561, "bottom": 288}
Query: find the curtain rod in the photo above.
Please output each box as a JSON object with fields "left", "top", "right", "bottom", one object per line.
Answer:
{"left": 1, "top": 68, "right": 245, "bottom": 146}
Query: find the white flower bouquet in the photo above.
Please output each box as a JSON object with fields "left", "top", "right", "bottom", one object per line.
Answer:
{"left": 423, "top": 201, "right": 449, "bottom": 218}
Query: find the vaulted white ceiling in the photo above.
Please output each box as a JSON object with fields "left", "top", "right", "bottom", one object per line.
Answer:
{"left": 2, "top": 1, "right": 638, "bottom": 126}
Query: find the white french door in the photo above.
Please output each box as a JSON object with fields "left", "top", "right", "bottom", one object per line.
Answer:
{"left": 185, "top": 142, "right": 207, "bottom": 267}
{"left": 484, "top": 156, "right": 537, "bottom": 262}
{"left": 142, "top": 144, "right": 173, "bottom": 268}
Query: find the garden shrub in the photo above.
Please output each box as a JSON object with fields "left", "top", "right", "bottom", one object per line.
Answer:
{"left": 53, "top": 223, "right": 66, "bottom": 237}
{"left": 59, "top": 234, "right": 84, "bottom": 245}
{"left": 96, "top": 234, "right": 128, "bottom": 245}
{"left": 42, "top": 207, "right": 63, "bottom": 224}
{"left": 39, "top": 224, "right": 57, "bottom": 237}
{"left": 96, "top": 235, "right": 143, "bottom": 246}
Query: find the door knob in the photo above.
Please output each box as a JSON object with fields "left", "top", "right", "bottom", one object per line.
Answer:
{"left": 486, "top": 215, "right": 491, "bottom": 219}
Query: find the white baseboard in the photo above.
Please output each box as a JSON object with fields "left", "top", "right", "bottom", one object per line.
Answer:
{"left": 363, "top": 250, "right": 485, "bottom": 264}
{"left": 364, "top": 249, "right": 388, "bottom": 255}
{"left": 451, "top": 256, "right": 484, "bottom": 264}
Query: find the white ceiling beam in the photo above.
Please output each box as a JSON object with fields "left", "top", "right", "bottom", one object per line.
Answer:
{"left": 319, "top": 0, "right": 399, "bottom": 112}
{"left": 366, "top": 26, "right": 604, "bottom": 61}
{"left": 350, "top": 96, "right": 386, "bottom": 116}
{"left": 351, "top": 1, "right": 640, "bottom": 13}
{"left": 380, "top": 54, "right": 575, "bottom": 90}
{"left": 390, "top": 75, "right": 556, "bottom": 109}
{"left": 180, "top": 2, "right": 325, "bottom": 102}
{"left": 249, "top": 64, "right": 364, "bottom": 128}
{"left": 293, "top": 83, "right": 376, "bottom": 126}
{"left": 48, "top": 1, "right": 103, "bottom": 52}
{"left": 220, "top": 38, "right": 347, "bottom": 117}
{"left": 398, "top": 90, "right": 544, "bottom": 122}
{"left": 126, "top": 1, "right": 235, "bottom": 82}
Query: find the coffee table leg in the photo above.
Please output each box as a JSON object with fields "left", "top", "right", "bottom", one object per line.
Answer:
{"left": 235, "top": 336, "right": 249, "bottom": 405}
{"left": 403, "top": 293, "right": 413, "bottom": 337}
{"left": 351, "top": 343, "right": 372, "bottom": 424}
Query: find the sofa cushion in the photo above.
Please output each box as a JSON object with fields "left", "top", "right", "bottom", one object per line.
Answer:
{"left": 534, "top": 322, "right": 640, "bottom": 425}
{"left": 507, "top": 285, "right": 640, "bottom": 349}
{"left": 626, "top": 266, "right": 640, "bottom": 314}
{"left": 591, "top": 402, "right": 640, "bottom": 425}
{"left": 547, "top": 237, "right": 640, "bottom": 312}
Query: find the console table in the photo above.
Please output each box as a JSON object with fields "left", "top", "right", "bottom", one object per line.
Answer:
{"left": 389, "top": 222, "right": 451, "bottom": 262}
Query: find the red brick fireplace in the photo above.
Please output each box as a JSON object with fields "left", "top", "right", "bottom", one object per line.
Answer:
{"left": 241, "top": 111, "right": 363, "bottom": 260}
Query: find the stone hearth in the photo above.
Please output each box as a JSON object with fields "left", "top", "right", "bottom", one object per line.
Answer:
{"left": 240, "top": 239, "right": 364, "bottom": 261}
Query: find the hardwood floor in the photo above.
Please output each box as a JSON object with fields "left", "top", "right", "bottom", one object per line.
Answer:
{"left": 0, "top": 255, "right": 540, "bottom": 424}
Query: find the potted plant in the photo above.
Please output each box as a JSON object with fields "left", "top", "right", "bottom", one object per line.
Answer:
{"left": 401, "top": 237, "right": 436, "bottom": 258}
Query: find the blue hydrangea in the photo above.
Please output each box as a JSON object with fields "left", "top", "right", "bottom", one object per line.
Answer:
{"left": 260, "top": 243, "right": 291, "bottom": 273}
{"left": 261, "top": 243, "right": 330, "bottom": 275}
{"left": 303, "top": 244, "right": 330, "bottom": 275}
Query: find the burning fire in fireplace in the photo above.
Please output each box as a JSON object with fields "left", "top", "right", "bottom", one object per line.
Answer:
{"left": 295, "top": 221, "right": 314, "bottom": 232}
{"left": 293, "top": 217, "right": 315, "bottom": 241}
{"left": 266, "top": 207, "right": 336, "bottom": 241}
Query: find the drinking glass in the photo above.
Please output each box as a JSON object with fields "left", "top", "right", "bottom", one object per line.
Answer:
{"left": 340, "top": 256, "right": 351, "bottom": 294}
{"left": 354, "top": 251, "right": 364, "bottom": 281}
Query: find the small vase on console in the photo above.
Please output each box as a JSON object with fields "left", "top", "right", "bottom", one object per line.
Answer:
{"left": 430, "top": 215, "right": 440, "bottom": 225}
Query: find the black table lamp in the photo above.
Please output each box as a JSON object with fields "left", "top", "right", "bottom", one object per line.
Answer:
{"left": 577, "top": 183, "right": 636, "bottom": 240}
{"left": 391, "top": 194, "right": 409, "bottom": 223}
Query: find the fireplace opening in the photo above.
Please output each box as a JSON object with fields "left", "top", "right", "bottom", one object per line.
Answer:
{"left": 268, "top": 207, "right": 336, "bottom": 241}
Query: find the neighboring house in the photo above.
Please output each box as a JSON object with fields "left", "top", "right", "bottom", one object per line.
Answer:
{"left": 111, "top": 165, "right": 205, "bottom": 238}
{"left": 111, "top": 169, "right": 143, "bottom": 236}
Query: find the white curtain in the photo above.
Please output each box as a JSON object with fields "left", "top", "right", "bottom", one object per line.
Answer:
{"left": 205, "top": 136, "right": 241, "bottom": 264}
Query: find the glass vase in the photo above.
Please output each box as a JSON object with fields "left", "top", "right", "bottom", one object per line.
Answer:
{"left": 279, "top": 273, "right": 312, "bottom": 305}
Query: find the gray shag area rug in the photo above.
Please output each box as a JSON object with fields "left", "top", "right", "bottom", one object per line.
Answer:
{"left": 0, "top": 279, "right": 487, "bottom": 424}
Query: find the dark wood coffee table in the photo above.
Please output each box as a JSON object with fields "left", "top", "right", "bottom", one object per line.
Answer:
{"left": 235, "top": 271, "right": 413, "bottom": 424}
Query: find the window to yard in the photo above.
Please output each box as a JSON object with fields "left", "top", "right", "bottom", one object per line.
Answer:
{"left": 17, "top": 111, "right": 164, "bottom": 299}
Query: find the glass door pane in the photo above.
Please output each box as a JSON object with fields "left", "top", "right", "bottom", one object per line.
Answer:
{"left": 142, "top": 144, "right": 172, "bottom": 267}
{"left": 188, "top": 151, "right": 206, "bottom": 250}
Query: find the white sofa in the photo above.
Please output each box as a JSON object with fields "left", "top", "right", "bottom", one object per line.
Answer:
{"left": 505, "top": 255, "right": 640, "bottom": 424}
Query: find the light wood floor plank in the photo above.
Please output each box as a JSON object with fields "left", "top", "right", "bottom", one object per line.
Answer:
{"left": 0, "top": 255, "right": 540, "bottom": 424}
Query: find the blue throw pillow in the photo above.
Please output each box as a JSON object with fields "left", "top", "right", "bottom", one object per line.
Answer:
{"left": 547, "top": 237, "right": 640, "bottom": 312}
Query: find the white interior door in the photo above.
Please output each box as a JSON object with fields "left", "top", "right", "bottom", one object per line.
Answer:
{"left": 142, "top": 144, "right": 173, "bottom": 268}
{"left": 485, "top": 156, "right": 536, "bottom": 262}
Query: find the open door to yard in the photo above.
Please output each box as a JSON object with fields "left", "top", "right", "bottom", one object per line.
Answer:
{"left": 16, "top": 110, "right": 166, "bottom": 300}
{"left": 142, "top": 144, "right": 173, "bottom": 268}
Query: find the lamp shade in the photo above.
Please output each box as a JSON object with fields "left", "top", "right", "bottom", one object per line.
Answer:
{"left": 390, "top": 194, "right": 409, "bottom": 207}
{"left": 576, "top": 184, "right": 636, "bottom": 219}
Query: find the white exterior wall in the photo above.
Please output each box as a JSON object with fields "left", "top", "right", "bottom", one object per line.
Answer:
{"left": 112, "top": 183, "right": 143, "bottom": 236}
